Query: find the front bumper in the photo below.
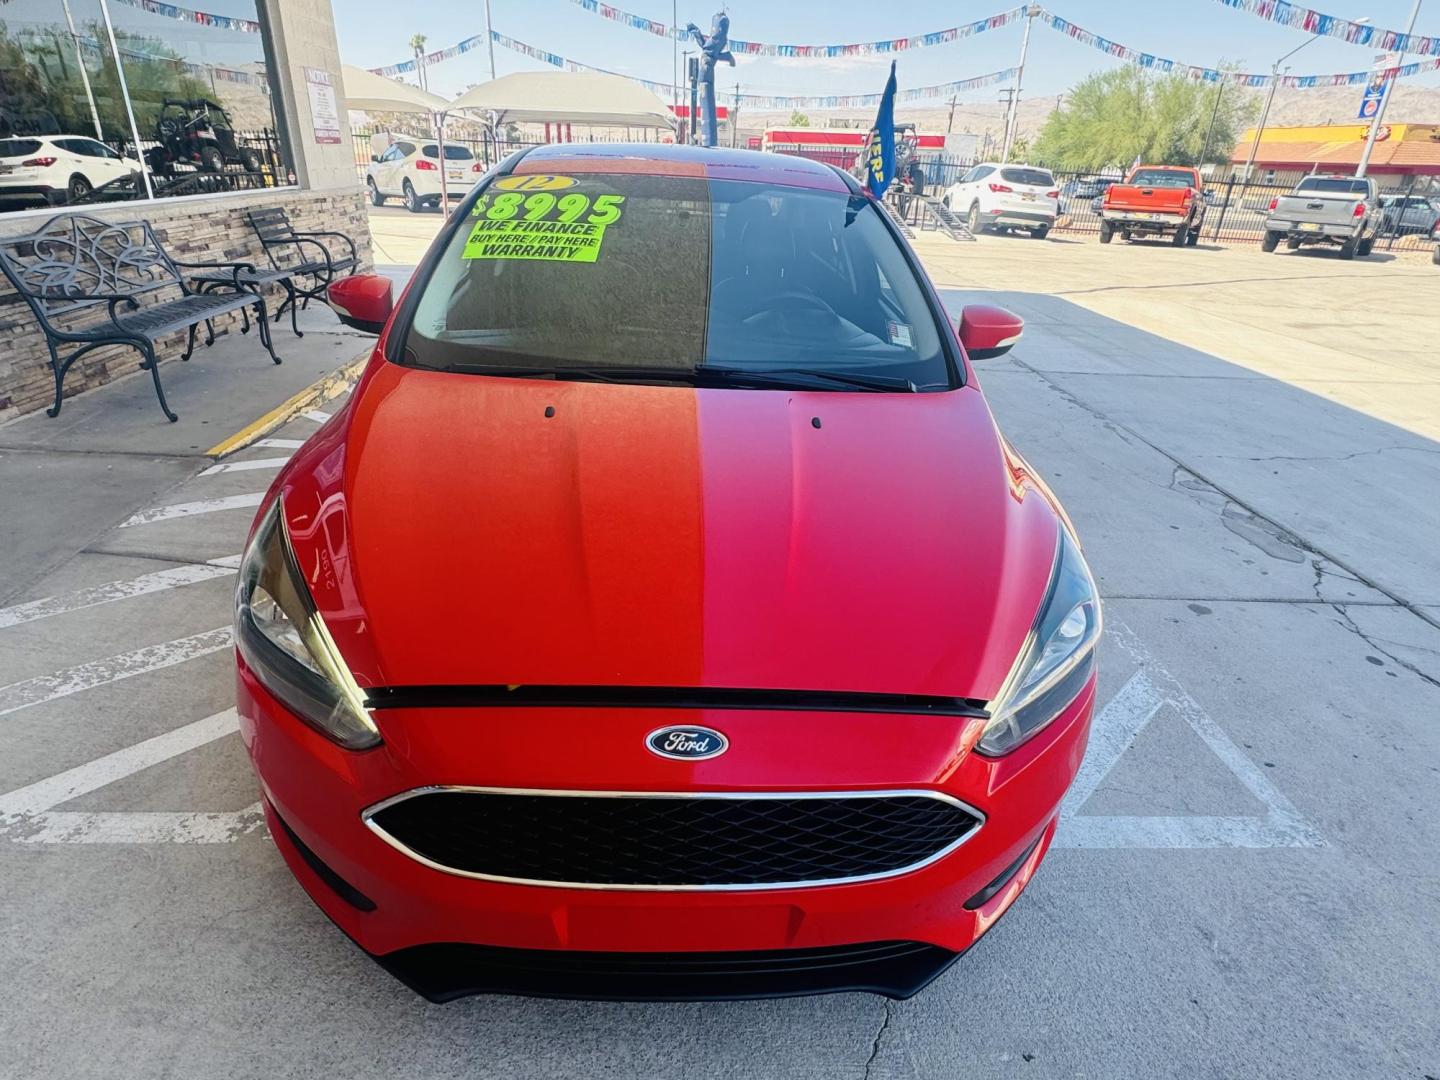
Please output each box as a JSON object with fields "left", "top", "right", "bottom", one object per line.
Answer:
{"left": 238, "top": 657, "right": 1094, "bottom": 1000}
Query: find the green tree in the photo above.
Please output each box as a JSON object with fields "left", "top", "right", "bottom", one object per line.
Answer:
{"left": 1033, "top": 67, "right": 1257, "bottom": 172}
{"left": 787, "top": 110, "right": 810, "bottom": 127}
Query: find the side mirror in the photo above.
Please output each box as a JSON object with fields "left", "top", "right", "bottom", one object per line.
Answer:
{"left": 371, "top": 154, "right": 381, "bottom": 163}
{"left": 956, "top": 304, "right": 1024, "bottom": 360}
{"left": 328, "top": 274, "right": 393, "bottom": 336}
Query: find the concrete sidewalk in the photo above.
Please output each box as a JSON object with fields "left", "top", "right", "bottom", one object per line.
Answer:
{"left": 0, "top": 300, "right": 373, "bottom": 605}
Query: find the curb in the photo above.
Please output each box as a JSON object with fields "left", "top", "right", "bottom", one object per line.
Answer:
{"left": 205, "top": 350, "right": 369, "bottom": 459}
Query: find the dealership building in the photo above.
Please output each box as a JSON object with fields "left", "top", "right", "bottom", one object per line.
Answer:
{"left": 0, "top": 0, "right": 367, "bottom": 421}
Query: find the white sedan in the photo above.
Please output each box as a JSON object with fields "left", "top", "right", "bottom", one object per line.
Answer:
{"left": 366, "top": 139, "right": 482, "bottom": 213}
{"left": 0, "top": 135, "right": 141, "bottom": 207}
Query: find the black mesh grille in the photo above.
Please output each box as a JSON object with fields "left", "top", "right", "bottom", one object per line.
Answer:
{"left": 368, "top": 791, "right": 980, "bottom": 887}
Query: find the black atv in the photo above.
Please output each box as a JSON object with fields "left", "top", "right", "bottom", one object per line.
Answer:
{"left": 145, "top": 99, "right": 262, "bottom": 176}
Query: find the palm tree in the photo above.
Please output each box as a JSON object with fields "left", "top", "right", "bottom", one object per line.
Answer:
{"left": 410, "top": 34, "right": 428, "bottom": 92}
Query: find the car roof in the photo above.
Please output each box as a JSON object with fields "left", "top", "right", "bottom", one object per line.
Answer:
{"left": 514, "top": 142, "right": 854, "bottom": 193}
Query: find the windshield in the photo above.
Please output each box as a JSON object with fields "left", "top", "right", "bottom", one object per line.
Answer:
{"left": 1129, "top": 169, "right": 1193, "bottom": 188}
{"left": 404, "top": 172, "right": 952, "bottom": 392}
{"left": 1000, "top": 167, "right": 1054, "bottom": 187}
{"left": 1296, "top": 177, "right": 1369, "bottom": 195}
{"left": 423, "top": 144, "right": 474, "bottom": 160}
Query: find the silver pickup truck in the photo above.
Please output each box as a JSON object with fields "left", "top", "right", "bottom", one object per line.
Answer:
{"left": 1262, "top": 174, "right": 1382, "bottom": 259}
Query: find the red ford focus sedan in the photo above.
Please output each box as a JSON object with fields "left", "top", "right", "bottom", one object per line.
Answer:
{"left": 235, "top": 144, "right": 1099, "bottom": 1002}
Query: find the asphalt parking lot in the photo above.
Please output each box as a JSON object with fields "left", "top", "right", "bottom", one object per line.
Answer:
{"left": 1, "top": 223, "right": 1437, "bottom": 1079}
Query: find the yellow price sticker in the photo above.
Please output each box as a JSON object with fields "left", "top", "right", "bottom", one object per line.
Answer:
{"left": 462, "top": 218, "right": 608, "bottom": 263}
{"left": 492, "top": 174, "right": 578, "bottom": 192}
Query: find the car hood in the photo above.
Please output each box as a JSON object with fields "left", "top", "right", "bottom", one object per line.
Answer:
{"left": 280, "top": 361, "right": 1059, "bottom": 702}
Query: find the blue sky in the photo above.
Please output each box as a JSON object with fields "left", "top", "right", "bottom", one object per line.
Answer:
{"left": 331, "top": 0, "right": 1440, "bottom": 103}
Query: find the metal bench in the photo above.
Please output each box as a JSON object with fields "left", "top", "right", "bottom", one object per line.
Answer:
{"left": 0, "top": 213, "right": 280, "bottom": 422}
{"left": 245, "top": 207, "right": 358, "bottom": 335}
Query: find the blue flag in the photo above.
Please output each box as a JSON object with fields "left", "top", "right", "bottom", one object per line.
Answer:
{"left": 865, "top": 61, "right": 897, "bottom": 198}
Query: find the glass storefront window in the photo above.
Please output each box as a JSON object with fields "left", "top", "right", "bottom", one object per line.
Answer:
{"left": 0, "top": 0, "right": 292, "bottom": 213}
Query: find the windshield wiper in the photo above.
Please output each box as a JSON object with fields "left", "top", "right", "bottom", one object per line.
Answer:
{"left": 697, "top": 367, "right": 920, "bottom": 393}
{"left": 422, "top": 362, "right": 922, "bottom": 393}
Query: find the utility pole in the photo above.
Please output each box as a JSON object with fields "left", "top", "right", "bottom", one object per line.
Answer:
{"left": 1001, "top": 3, "right": 1037, "bottom": 162}
{"left": 731, "top": 83, "right": 740, "bottom": 147}
{"left": 673, "top": 1, "right": 679, "bottom": 132}
{"left": 483, "top": 0, "right": 497, "bottom": 81}
{"left": 1358, "top": 0, "right": 1422, "bottom": 177}
{"left": 946, "top": 96, "right": 957, "bottom": 134}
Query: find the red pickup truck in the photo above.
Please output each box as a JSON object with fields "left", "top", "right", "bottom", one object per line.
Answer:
{"left": 1100, "top": 165, "right": 1205, "bottom": 247}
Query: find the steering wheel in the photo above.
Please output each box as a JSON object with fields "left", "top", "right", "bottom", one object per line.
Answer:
{"left": 750, "top": 290, "right": 836, "bottom": 320}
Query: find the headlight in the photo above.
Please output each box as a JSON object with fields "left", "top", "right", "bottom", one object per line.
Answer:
{"left": 234, "top": 499, "right": 380, "bottom": 750}
{"left": 977, "top": 524, "right": 1101, "bottom": 756}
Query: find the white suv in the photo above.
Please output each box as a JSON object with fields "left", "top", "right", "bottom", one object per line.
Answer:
{"left": 0, "top": 135, "right": 141, "bottom": 207}
{"left": 943, "top": 162, "right": 1059, "bottom": 239}
{"left": 366, "top": 139, "right": 482, "bottom": 213}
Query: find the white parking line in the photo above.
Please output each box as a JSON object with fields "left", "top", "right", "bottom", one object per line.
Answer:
{"left": 255, "top": 438, "right": 306, "bottom": 449}
{"left": 9, "top": 808, "right": 263, "bottom": 844}
{"left": 301, "top": 409, "right": 331, "bottom": 423}
{"left": 198, "top": 456, "right": 292, "bottom": 477}
{"left": 119, "top": 493, "right": 264, "bottom": 528}
{"left": 0, "top": 560, "right": 238, "bottom": 630}
{"left": 0, "top": 709, "right": 238, "bottom": 817}
{"left": 0, "top": 628, "right": 232, "bottom": 718}
{"left": 0, "top": 709, "right": 264, "bottom": 845}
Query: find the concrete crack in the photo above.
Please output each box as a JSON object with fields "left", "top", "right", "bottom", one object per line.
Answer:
{"left": 862, "top": 999, "right": 894, "bottom": 1080}
{"left": 1327, "top": 603, "right": 1440, "bottom": 690}
{"left": 1215, "top": 445, "right": 1440, "bottom": 464}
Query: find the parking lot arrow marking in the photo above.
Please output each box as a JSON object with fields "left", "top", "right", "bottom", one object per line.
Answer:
{"left": 1053, "top": 620, "right": 1325, "bottom": 850}
{"left": 0, "top": 628, "right": 232, "bottom": 718}
{"left": 119, "top": 494, "right": 264, "bottom": 528}
{"left": 0, "top": 561, "right": 237, "bottom": 630}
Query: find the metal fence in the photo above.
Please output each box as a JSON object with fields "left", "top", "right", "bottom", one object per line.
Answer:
{"left": 1043, "top": 170, "right": 1437, "bottom": 252}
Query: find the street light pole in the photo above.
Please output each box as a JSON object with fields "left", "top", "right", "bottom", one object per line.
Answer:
{"left": 1357, "top": 0, "right": 1422, "bottom": 177}
{"left": 1244, "top": 18, "right": 1369, "bottom": 181}
{"left": 1198, "top": 66, "right": 1225, "bottom": 167}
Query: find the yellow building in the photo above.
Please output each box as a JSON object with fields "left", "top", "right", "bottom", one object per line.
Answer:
{"left": 1228, "top": 123, "right": 1440, "bottom": 190}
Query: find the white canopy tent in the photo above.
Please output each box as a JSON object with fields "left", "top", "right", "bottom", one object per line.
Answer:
{"left": 340, "top": 65, "right": 450, "bottom": 114}
{"left": 340, "top": 65, "right": 457, "bottom": 205}
{"left": 449, "top": 71, "right": 676, "bottom": 131}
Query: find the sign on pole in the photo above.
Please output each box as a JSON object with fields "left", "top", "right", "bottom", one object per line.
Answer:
{"left": 1357, "top": 54, "right": 1397, "bottom": 121}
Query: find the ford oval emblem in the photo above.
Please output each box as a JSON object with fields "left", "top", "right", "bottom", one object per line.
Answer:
{"left": 646, "top": 725, "right": 729, "bottom": 761}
